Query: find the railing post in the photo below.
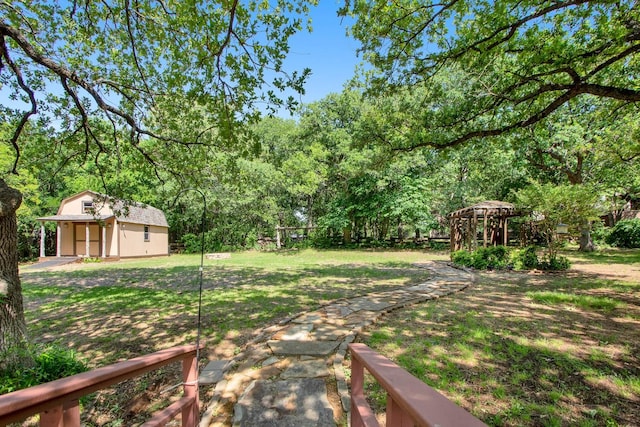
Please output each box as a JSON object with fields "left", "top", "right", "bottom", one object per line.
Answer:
{"left": 40, "top": 400, "right": 79, "bottom": 427}
{"left": 63, "top": 400, "right": 80, "bottom": 427}
{"left": 181, "top": 353, "right": 199, "bottom": 427}
{"left": 386, "top": 395, "right": 412, "bottom": 426}
{"left": 40, "top": 405, "right": 62, "bottom": 427}
{"left": 350, "top": 355, "right": 365, "bottom": 427}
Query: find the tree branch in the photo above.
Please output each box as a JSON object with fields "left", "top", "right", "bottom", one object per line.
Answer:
{"left": 0, "top": 20, "right": 191, "bottom": 147}
{"left": 0, "top": 35, "right": 37, "bottom": 175}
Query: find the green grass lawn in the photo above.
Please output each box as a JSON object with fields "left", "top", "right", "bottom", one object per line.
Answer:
{"left": 22, "top": 249, "right": 446, "bottom": 364}
{"left": 19, "top": 249, "right": 447, "bottom": 426}
{"left": 357, "top": 248, "right": 640, "bottom": 427}
{"left": 17, "top": 248, "right": 640, "bottom": 426}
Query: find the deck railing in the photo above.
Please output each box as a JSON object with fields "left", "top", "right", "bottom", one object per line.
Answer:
{"left": 349, "top": 343, "right": 487, "bottom": 427}
{"left": 0, "top": 344, "right": 200, "bottom": 427}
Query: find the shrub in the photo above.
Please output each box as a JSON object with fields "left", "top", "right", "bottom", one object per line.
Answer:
{"left": 180, "top": 233, "right": 201, "bottom": 254}
{"left": 509, "top": 246, "right": 539, "bottom": 270}
{"left": 590, "top": 221, "right": 611, "bottom": 246}
{"left": 477, "top": 246, "right": 509, "bottom": 270}
{"left": 451, "top": 250, "right": 474, "bottom": 268}
{"left": 452, "top": 246, "right": 510, "bottom": 270}
{"left": 0, "top": 344, "right": 89, "bottom": 394}
{"left": 605, "top": 219, "right": 640, "bottom": 248}
{"left": 538, "top": 255, "right": 571, "bottom": 271}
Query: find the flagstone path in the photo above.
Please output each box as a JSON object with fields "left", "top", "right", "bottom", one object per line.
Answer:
{"left": 197, "top": 261, "right": 475, "bottom": 427}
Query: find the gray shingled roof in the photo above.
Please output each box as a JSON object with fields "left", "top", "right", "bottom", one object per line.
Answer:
{"left": 110, "top": 199, "right": 169, "bottom": 227}
{"left": 38, "top": 191, "right": 168, "bottom": 227}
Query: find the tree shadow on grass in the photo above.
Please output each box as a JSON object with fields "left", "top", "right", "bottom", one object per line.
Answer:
{"left": 359, "top": 269, "right": 640, "bottom": 426}
{"left": 18, "top": 260, "right": 435, "bottom": 425}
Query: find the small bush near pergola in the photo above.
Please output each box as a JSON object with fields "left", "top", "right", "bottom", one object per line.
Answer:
{"left": 452, "top": 245, "right": 570, "bottom": 271}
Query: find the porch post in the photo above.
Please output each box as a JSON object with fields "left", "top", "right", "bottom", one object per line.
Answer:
{"left": 56, "top": 223, "right": 62, "bottom": 257}
{"left": 40, "top": 222, "right": 46, "bottom": 258}
{"left": 101, "top": 224, "right": 107, "bottom": 258}
{"left": 114, "top": 221, "right": 119, "bottom": 257}
{"left": 85, "top": 222, "right": 90, "bottom": 257}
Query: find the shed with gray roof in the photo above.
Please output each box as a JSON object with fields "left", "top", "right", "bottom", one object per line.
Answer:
{"left": 37, "top": 190, "right": 169, "bottom": 259}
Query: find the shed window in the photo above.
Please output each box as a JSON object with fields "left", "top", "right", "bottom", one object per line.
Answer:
{"left": 144, "top": 225, "right": 150, "bottom": 241}
{"left": 82, "top": 201, "right": 94, "bottom": 213}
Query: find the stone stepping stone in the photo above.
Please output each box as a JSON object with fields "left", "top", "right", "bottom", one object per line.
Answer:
{"left": 199, "top": 360, "right": 230, "bottom": 385}
{"left": 277, "top": 323, "right": 313, "bottom": 341}
{"left": 324, "top": 304, "right": 353, "bottom": 317}
{"left": 348, "top": 296, "right": 395, "bottom": 312}
{"left": 233, "top": 378, "right": 335, "bottom": 426}
{"left": 267, "top": 340, "right": 339, "bottom": 356}
{"left": 309, "top": 324, "right": 351, "bottom": 341}
{"left": 281, "top": 359, "right": 329, "bottom": 379}
{"left": 292, "top": 313, "right": 323, "bottom": 324}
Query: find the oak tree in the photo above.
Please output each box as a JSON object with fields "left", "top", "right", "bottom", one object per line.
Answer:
{"left": 343, "top": 0, "right": 640, "bottom": 149}
{"left": 0, "top": 0, "right": 315, "bottom": 352}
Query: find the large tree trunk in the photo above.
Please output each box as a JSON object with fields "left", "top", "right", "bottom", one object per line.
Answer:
{"left": 0, "top": 179, "right": 26, "bottom": 353}
{"left": 579, "top": 220, "right": 595, "bottom": 252}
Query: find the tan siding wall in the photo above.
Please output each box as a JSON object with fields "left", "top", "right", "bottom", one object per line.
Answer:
{"left": 60, "top": 223, "right": 75, "bottom": 256}
{"left": 119, "top": 223, "right": 168, "bottom": 258}
{"left": 106, "top": 220, "right": 117, "bottom": 257}
{"left": 59, "top": 193, "right": 114, "bottom": 216}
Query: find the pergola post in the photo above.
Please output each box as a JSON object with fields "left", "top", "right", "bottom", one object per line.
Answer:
{"left": 40, "top": 222, "right": 46, "bottom": 258}
{"left": 483, "top": 209, "right": 488, "bottom": 247}
{"left": 449, "top": 217, "right": 455, "bottom": 252}
{"left": 472, "top": 209, "right": 478, "bottom": 251}
{"left": 503, "top": 217, "right": 508, "bottom": 246}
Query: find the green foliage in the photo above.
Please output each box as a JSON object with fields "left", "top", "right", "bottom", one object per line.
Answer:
{"left": 509, "top": 246, "right": 539, "bottom": 271}
{"left": 590, "top": 221, "right": 611, "bottom": 246}
{"left": 343, "top": 0, "right": 639, "bottom": 149}
{"left": 538, "top": 255, "right": 571, "bottom": 271}
{"left": 515, "top": 181, "right": 599, "bottom": 258}
{"left": 606, "top": 219, "right": 640, "bottom": 249}
{"left": 452, "top": 245, "right": 570, "bottom": 271}
{"left": 452, "top": 246, "right": 510, "bottom": 270}
{"left": 180, "top": 233, "right": 203, "bottom": 254}
{"left": 0, "top": 344, "right": 88, "bottom": 394}
{"left": 451, "top": 250, "right": 475, "bottom": 267}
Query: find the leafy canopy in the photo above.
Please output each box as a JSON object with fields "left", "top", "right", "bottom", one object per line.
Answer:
{"left": 1, "top": 0, "right": 315, "bottom": 179}
{"left": 342, "top": 0, "right": 640, "bottom": 149}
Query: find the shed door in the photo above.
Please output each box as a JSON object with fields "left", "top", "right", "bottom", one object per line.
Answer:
{"left": 74, "top": 223, "right": 100, "bottom": 257}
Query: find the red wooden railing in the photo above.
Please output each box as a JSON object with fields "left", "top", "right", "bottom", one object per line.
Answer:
{"left": 349, "top": 343, "right": 487, "bottom": 427}
{"left": 0, "top": 344, "right": 200, "bottom": 426}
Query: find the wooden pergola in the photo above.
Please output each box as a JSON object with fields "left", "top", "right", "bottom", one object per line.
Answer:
{"left": 449, "top": 201, "right": 523, "bottom": 251}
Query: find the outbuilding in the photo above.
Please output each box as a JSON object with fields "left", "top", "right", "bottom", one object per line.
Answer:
{"left": 449, "top": 200, "right": 523, "bottom": 252}
{"left": 37, "top": 190, "right": 169, "bottom": 259}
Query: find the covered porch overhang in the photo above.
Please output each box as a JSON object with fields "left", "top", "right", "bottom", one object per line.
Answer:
{"left": 37, "top": 215, "right": 118, "bottom": 259}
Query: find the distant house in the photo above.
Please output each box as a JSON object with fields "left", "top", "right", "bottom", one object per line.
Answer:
{"left": 37, "top": 190, "right": 169, "bottom": 259}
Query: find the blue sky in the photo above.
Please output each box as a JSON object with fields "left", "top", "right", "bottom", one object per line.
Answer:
{"left": 0, "top": 2, "right": 362, "bottom": 120}
{"left": 279, "top": 2, "right": 362, "bottom": 107}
